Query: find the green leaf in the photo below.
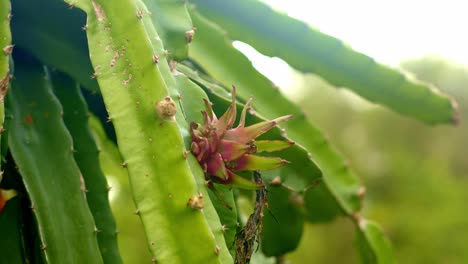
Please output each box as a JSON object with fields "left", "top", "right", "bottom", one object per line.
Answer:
{"left": 188, "top": 11, "right": 359, "bottom": 218}
{"left": 51, "top": 71, "right": 122, "bottom": 264}
{"left": 192, "top": 0, "right": 458, "bottom": 125}
{"left": 67, "top": 0, "right": 231, "bottom": 262}
{"left": 10, "top": 0, "right": 98, "bottom": 91}
{"left": 7, "top": 50, "right": 103, "bottom": 263}
{"left": 356, "top": 220, "right": 394, "bottom": 264}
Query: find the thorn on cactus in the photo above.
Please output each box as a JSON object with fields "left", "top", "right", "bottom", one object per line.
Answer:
{"left": 185, "top": 29, "right": 195, "bottom": 43}
{"left": 152, "top": 54, "right": 159, "bottom": 64}
{"left": 221, "top": 224, "right": 228, "bottom": 233}
{"left": 3, "top": 45, "right": 14, "bottom": 55}
{"left": 136, "top": 10, "right": 143, "bottom": 19}
{"left": 187, "top": 193, "right": 204, "bottom": 210}
{"left": 190, "top": 86, "right": 293, "bottom": 189}
{"left": 269, "top": 176, "right": 282, "bottom": 186}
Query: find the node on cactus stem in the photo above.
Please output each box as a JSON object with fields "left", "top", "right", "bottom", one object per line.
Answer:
{"left": 187, "top": 193, "right": 204, "bottom": 210}
{"left": 156, "top": 96, "right": 177, "bottom": 120}
{"left": 190, "top": 86, "right": 293, "bottom": 190}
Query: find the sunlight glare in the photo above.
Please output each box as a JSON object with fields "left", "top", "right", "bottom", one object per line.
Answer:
{"left": 260, "top": 0, "right": 468, "bottom": 66}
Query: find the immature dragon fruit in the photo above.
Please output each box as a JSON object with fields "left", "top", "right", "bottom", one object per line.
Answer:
{"left": 190, "top": 86, "right": 294, "bottom": 189}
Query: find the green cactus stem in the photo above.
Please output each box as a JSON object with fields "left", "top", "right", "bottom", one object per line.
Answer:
{"left": 7, "top": 50, "right": 103, "bottom": 263}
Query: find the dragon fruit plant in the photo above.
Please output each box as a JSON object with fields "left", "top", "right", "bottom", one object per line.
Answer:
{"left": 0, "top": 0, "right": 457, "bottom": 263}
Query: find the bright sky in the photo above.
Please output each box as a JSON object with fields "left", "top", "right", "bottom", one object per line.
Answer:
{"left": 260, "top": 0, "right": 468, "bottom": 66}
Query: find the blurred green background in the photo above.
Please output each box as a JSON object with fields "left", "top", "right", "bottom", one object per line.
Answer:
{"left": 286, "top": 56, "right": 468, "bottom": 263}
{"left": 104, "top": 55, "right": 468, "bottom": 263}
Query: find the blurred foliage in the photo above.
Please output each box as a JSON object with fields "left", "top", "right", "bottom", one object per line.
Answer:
{"left": 286, "top": 56, "right": 468, "bottom": 263}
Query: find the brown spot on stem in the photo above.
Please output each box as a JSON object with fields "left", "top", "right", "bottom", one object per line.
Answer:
{"left": 0, "top": 73, "right": 10, "bottom": 101}
{"left": 24, "top": 115, "right": 33, "bottom": 125}
{"left": 3, "top": 45, "right": 13, "bottom": 55}
{"left": 92, "top": 1, "right": 106, "bottom": 21}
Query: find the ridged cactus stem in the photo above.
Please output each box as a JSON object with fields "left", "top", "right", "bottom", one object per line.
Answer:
{"left": 0, "top": 0, "right": 12, "bottom": 172}
{"left": 51, "top": 71, "right": 122, "bottom": 263}
{"left": 7, "top": 51, "right": 103, "bottom": 263}
{"left": 67, "top": 0, "right": 232, "bottom": 262}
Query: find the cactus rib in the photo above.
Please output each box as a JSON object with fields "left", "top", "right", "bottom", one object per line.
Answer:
{"left": 7, "top": 51, "right": 103, "bottom": 263}
{"left": 66, "top": 0, "right": 231, "bottom": 262}
{"left": 51, "top": 71, "right": 122, "bottom": 263}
